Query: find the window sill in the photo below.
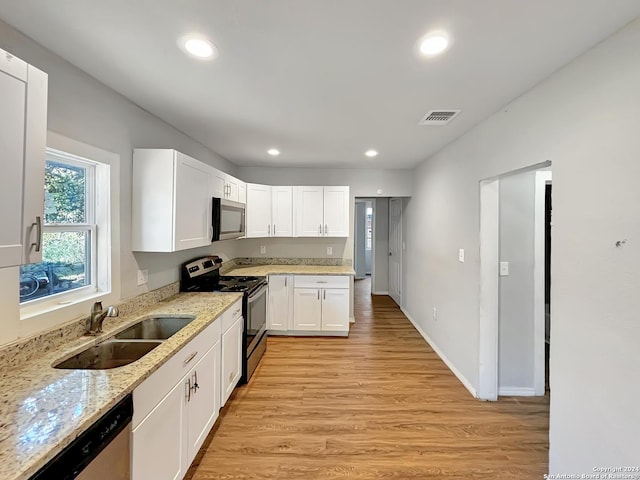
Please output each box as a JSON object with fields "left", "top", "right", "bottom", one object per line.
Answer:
{"left": 20, "top": 288, "right": 112, "bottom": 322}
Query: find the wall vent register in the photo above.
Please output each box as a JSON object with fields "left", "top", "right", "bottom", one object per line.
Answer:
{"left": 418, "top": 109, "right": 462, "bottom": 125}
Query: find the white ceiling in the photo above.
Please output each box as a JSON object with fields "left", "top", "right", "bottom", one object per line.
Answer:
{"left": 1, "top": 1, "right": 639, "bottom": 169}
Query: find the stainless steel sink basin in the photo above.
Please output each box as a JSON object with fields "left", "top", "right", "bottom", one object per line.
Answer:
{"left": 54, "top": 340, "right": 162, "bottom": 369}
{"left": 114, "top": 316, "right": 196, "bottom": 340}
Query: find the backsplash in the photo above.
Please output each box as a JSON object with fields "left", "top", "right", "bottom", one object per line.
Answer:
{"left": 229, "top": 257, "right": 351, "bottom": 268}
{"left": 0, "top": 283, "right": 179, "bottom": 370}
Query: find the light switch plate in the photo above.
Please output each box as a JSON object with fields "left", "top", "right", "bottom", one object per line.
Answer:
{"left": 458, "top": 249, "right": 465, "bottom": 262}
{"left": 499, "top": 261, "right": 510, "bottom": 276}
{"left": 259, "top": 245, "right": 266, "bottom": 254}
{"left": 326, "top": 246, "right": 333, "bottom": 255}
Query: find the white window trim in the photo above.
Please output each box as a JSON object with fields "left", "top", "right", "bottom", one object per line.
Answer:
{"left": 19, "top": 132, "right": 121, "bottom": 338}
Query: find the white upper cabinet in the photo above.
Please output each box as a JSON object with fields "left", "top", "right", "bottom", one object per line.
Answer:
{"left": 294, "top": 186, "right": 349, "bottom": 237}
{"left": 213, "top": 168, "right": 246, "bottom": 204}
{"left": 272, "top": 186, "right": 294, "bottom": 237}
{"left": 246, "top": 184, "right": 293, "bottom": 238}
{"left": 132, "top": 149, "right": 213, "bottom": 252}
{"left": 0, "top": 48, "right": 47, "bottom": 267}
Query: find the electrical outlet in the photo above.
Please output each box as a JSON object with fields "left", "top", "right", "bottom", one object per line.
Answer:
{"left": 137, "top": 269, "right": 148, "bottom": 286}
{"left": 327, "top": 246, "right": 333, "bottom": 255}
{"left": 259, "top": 245, "right": 266, "bottom": 254}
{"left": 433, "top": 307, "right": 437, "bottom": 321}
{"left": 459, "top": 248, "right": 465, "bottom": 262}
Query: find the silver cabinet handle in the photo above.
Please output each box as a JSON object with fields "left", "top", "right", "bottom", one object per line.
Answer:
{"left": 317, "top": 290, "right": 320, "bottom": 300}
{"left": 319, "top": 224, "right": 322, "bottom": 235}
{"left": 316, "top": 280, "right": 328, "bottom": 284}
{"left": 325, "top": 224, "right": 328, "bottom": 235}
{"left": 32, "top": 216, "right": 42, "bottom": 252}
{"left": 273, "top": 224, "right": 276, "bottom": 234}
{"left": 184, "top": 351, "right": 198, "bottom": 365}
{"left": 268, "top": 224, "right": 271, "bottom": 235}
{"left": 324, "top": 290, "right": 326, "bottom": 300}
{"left": 284, "top": 277, "right": 287, "bottom": 287}
{"left": 191, "top": 371, "right": 200, "bottom": 394}
{"left": 186, "top": 378, "right": 191, "bottom": 402}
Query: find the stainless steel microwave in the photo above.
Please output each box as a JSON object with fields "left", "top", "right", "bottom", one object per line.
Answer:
{"left": 212, "top": 197, "right": 246, "bottom": 241}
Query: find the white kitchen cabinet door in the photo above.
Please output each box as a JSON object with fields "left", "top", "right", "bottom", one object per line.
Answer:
{"left": 211, "top": 168, "right": 226, "bottom": 199}
{"left": 272, "top": 186, "right": 293, "bottom": 237}
{"left": 268, "top": 275, "right": 292, "bottom": 331}
{"left": 226, "top": 174, "right": 239, "bottom": 202}
{"left": 238, "top": 181, "right": 247, "bottom": 204}
{"left": 174, "top": 152, "right": 214, "bottom": 251}
{"left": 132, "top": 149, "right": 213, "bottom": 252}
{"left": 0, "top": 50, "right": 47, "bottom": 267}
{"left": 294, "top": 186, "right": 324, "bottom": 237}
{"left": 132, "top": 380, "right": 185, "bottom": 480}
{"left": 246, "top": 183, "right": 272, "bottom": 237}
{"left": 323, "top": 186, "right": 350, "bottom": 237}
{"left": 321, "top": 288, "right": 350, "bottom": 331}
{"left": 293, "top": 288, "right": 322, "bottom": 330}
{"left": 221, "top": 316, "right": 243, "bottom": 406}
{"left": 185, "top": 341, "right": 221, "bottom": 464}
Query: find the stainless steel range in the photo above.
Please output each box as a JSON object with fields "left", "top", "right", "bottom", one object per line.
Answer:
{"left": 180, "top": 256, "right": 267, "bottom": 383}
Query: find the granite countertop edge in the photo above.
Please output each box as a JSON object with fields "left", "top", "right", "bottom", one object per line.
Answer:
{"left": 0, "top": 292, "right": 243, "bottom": 480}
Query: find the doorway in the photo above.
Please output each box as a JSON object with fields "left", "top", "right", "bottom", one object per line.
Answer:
{"left": 477, "top": 163, "right": 551, "bottom": 400}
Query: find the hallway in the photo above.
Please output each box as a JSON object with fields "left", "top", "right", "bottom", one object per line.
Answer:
{"left": 188, "top": 278, "right": 549, "bottom": 479}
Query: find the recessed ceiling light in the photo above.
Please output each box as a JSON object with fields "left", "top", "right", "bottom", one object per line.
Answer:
{"left": 419, "top": 34, "right": 449, "bottom": 56}
{"left": 267, "top": 148, "right": 280, "bottom": 156}
{"left": 178, "top": 35, "right": 218, "bottom": 60}
{"left": 365, "top": 150, "right": 378, "bottom": 158}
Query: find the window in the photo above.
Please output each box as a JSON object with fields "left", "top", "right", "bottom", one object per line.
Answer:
{"left": 19, "top": 149, "right": 99, "bottom": 303}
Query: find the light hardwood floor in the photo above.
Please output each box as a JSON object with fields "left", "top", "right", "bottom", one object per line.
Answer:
{"left": 187, "top": 277, "right": 549, "bottom": 479}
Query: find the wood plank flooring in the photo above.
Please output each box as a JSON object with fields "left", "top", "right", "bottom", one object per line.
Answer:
{"left": 187, "top": 277, "right": 549, "bottom": 479}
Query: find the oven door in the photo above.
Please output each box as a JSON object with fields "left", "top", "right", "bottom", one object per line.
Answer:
{"left": 246, "top": 283, "right": 267, "bottom": 355}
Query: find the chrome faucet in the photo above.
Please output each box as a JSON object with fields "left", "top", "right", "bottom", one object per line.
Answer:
{"left": 87, "top": 301, "right": 119, "bottom": 335}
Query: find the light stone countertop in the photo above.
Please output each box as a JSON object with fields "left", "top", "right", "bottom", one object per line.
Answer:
{"left": 0, "top": 292, "right": 242, "bottom": 480}
{"left": 224, "top": 264, "right": 355, "bottom": 276}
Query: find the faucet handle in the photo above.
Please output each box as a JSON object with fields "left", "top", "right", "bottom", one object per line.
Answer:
{"left": 106, "top": 306, "right": 119, "bottom": 318}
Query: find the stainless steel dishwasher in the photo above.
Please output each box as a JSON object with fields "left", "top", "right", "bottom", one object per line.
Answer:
{"left": 29, "top": 394, "right": 132, "bottom": 480}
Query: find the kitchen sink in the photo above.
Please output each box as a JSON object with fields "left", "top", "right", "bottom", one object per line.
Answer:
{"left": 114, "top": 316, "right": 196, "bottom": 340}
{"left": 54, "top": 340, "right": 162, "bottom": 370}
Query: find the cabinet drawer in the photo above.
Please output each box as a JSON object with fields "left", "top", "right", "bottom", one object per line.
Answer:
{"left": 133, "top": 318, "right": 221, "bottom": 427}
{"left": 294, "top": 275, "right": 349, "bottom": 289}
{"left": 221, "top": 299, "right": 243, "bottom": 332}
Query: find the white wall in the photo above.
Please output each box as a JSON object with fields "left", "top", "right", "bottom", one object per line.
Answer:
{"left": 498, "top": 171, "right": 536, "bottom": 392}
{"left": 0, "top": 20, "right": 241, "bottom": 343}
{"left": 403, "top": 17, "right": 640, "bottom": 473}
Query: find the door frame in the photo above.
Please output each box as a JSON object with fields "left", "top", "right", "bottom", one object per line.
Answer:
{"left": 534, "top": 171, "right": 552, "bottom": 395}
{"left": 477, "top": 161, "right": 551, "bottom": 401}
{"left": 388, "top": 198, "right": 403, "bottom": 306}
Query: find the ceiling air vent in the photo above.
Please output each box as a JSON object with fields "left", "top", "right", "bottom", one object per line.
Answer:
{"left": 418, "top": 109, "right": 462, "bottom": 125}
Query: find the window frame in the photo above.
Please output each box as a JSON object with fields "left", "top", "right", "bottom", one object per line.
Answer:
{"left": 19, "top": 132, "right": 119, "bottom": 335}
{"left": 20, "top": 149, "right": 99, "bottom": 305}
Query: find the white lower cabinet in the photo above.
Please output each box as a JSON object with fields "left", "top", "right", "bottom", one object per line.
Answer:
{"left": 221, "top": 308, "right": 243, "bottom": 407}
{"left": 289, "top": 275, "right": 350, "bottom": 333}
{"left": 132, "top": 376, "right": 185, "bottom": 480}
{"left": 267, "top": 275, "right": 293, "bottom": 331}
{"left": 185, "top": 341, "right": 221, "bottom": 462}
{"left": 132, "top": 299, "right": 242, "bottom": 480}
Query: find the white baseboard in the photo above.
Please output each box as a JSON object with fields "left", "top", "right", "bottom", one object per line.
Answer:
{"left": 371, "top": 291, "right": 389, "bottom": 295}
{"left": 401, "top": 307, "right": 478, "bottom": 399}
{"left": 498, "top": 387, "right": 537, "bottom": 396}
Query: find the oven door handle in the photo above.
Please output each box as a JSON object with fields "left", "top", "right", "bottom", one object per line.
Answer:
{"left": 248, "top": 284, "right": 268, "bottom": 302}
